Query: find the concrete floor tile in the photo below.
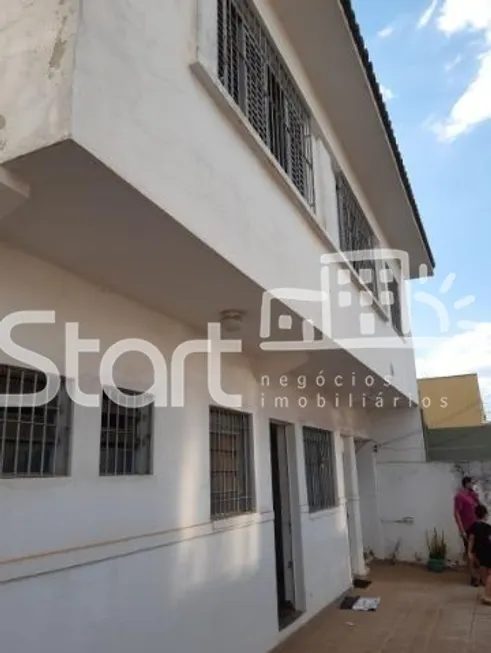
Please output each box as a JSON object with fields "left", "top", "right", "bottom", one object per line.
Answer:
{"left": 271, "top": 563, "right": 486, "bottom": 653}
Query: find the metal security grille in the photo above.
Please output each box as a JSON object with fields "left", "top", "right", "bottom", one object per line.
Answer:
{"left": 217, "top": 0, "right": 315, "bottom": 209}
{"left": 336, "top": 170, "right": 379, "bottom": 298}
{"left": 210, "top": 406, "right": 254, "bottom": 519}
{"left": 388, "top": 275, "right": 402, "bottom": 334}
{"left": 0, "top": 365, "right": 72, "bottom": 477}
{"left": 382, "top": 262, "right": 403, "bottom": 334}
{"left": 99, "top": 389, "right": 153, "bottom": 476}
{"left": 303, "top": 427, "right": 336, "bottom": 513}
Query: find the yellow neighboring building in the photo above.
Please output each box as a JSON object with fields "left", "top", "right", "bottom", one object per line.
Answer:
{"left": 418, "top": 373, "right": 486, "bottom": 428}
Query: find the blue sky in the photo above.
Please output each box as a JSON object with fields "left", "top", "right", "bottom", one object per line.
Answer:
{"left": 352, "top": 0, "right": 491, "bottom": 413}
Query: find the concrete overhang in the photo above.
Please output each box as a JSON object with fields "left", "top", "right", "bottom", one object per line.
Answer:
{"left": 1, "top": 141, "right": 413, "bottom": 402}
{"left": 267, "top": 0, "right": 435, "bottom": 279}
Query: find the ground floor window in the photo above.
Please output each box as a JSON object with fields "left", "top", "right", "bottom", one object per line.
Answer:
{"left": 99, "top": 388, "right": 153, "bottom": 476}
{"left": 0, "top": 365, "right": 72, "bottom": 477}
{"left": 209, "top": 406, "right": 254, "bottom": 519}
{"left": 303, "top": 427, "right": 337, "bottom": 512}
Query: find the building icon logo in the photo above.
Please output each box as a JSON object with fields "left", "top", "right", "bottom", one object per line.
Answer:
{"left": 260, "top": 250, "right": 474, "bottom": 351}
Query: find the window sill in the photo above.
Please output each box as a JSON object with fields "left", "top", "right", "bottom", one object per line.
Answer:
{"left": 0, "top": 475, "right": 72, "bottom": 487}
{"left": 97, "top": 474, "right": 154, "bottom": 481}
{"left": 191, "top": 59, "right": 402, "bottom": 336}
{"left": 302, "top": 505, "right": 340, "bottom": 521}
{"left": 309, "top": 507, "right": 340, "bottom": 521}
{"left": 211, "top": 511, "right": 273, "bottom": 532}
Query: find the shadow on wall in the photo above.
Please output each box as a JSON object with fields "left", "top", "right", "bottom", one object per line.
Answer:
{"left": 0, "top": 409, "right": 279, "bottom": 653}
{"left": 453, "top": 462, "right": 491, "bottom": 508}
{"left": 375, "top": 462, "right": 478, "bottom": 565}
{"left": 0, "top": 526, "right": 278, "bottom": 653}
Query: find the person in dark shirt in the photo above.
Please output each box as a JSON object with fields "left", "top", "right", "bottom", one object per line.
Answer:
{"left": 468, "top": 504, "right": 491, "bottom": 604}
{"left": 455, "top": 476, "right": 481, "bottom": 586}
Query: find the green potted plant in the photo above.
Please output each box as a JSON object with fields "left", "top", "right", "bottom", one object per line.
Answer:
{"left": 426, "top": 529, "right": 447, "bottom": 572}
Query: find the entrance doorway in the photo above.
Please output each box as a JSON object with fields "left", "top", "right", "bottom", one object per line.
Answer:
{"left": 269, "top": 421, "right": 302, "bottom": 630}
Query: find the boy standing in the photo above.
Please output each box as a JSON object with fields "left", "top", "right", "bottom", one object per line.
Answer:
{"left": 468, "top": 505, "right": 491, "bottom": 605}
{"left": 454, "top": 476, "right": 480, "bottom": 586}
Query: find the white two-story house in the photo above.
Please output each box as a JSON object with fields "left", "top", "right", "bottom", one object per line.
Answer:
{"left": 0, "top": 1, "right": 435, "bottom": 652}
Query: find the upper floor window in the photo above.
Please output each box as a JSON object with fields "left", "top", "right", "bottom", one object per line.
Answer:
{"left": 390, "top": 277, "right": 402, "bottom": 334}
{"left": 336, "top": 170, "right": 406, "bottom": 333}
{"left": 217, "top": 0, "right": 315, "bottom": 209}
{"left": 209, "top": 405, "right": 254, "bottom": 519}
{"left": 0, "top": 365, "right": 72, "bottom": 478}
{"left": 336, "top": 170, "right": 379, "bottom": 299}
{"left": 99, "top": 388, "right": 153, "bottom": 476}
{"left": 382, "top": 262, "right": 403, "bottom": 335}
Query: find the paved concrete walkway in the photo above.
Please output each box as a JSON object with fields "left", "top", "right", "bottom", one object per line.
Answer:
{"left": 274, "top": 563, "right": 491, "bottom": 653}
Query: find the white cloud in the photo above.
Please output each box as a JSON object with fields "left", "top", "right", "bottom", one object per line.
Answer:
{"left": 433, "top": 0, "right": 491, "bottom": 140}
{"left": 380, "top": 85, "right": 395, "bottom": 101}
{"left": 378, "top": 25, "right": 395, "bottom": 39}
{"left": 444, "top": 53, "right": 463, "bottom": 71}
{"left": 418, "top": 0, "right": 440, "bottom": 29}
{"left": 434, "top": 50, "right": 491, "bottom": 140}
{"left": 416, "top": 323, "right": 491, "bottom": 417}
{"left": 437, "top": 0, "right": 491, "bottom": 35}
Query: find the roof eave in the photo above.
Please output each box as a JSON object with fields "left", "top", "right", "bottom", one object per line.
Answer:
{"left": 339, "top": 0, "right": 435, "bottom": 273}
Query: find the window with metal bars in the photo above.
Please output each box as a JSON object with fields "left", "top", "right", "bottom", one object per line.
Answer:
{"left": 336, "top": 170, "right": 379, "bottom": 298}
{"left": 388, "top": 274, "right": 403, "bottom": 335}
{"left": 380, "top": 262, "right": 403, "bottom": 335}
{"left": 209, "top": 406, "right": 254, "bottom": 519}
{"left": 303, "top": 427, "right": 337, "bottom": 513}
{"left": 217, "top": 0, "right": 315, "bottom": 209}
{"left": 99, "top": 389, "right": 153, "bottom": 476}
{"left": 0, "top": 365, "right": 72, "bottom": 477}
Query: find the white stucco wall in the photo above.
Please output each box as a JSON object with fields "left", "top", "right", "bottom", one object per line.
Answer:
{"left": 69, "top": 0, "right": 417, "bottom": 399}
{"left": 375, "top": 460, "right": 491, "bottom": 564}
{"left": 357, "top": 442, "right": 384, "bottom": 560}
{"left": 365, "top": 396, "right": 491, "bottom": 565}
{"left": 371, "top": 406, "right": 427, "bottom": 464}
{"left": 376, "top": 462, "right": 462, "bottom": 563}
{"left": 0, "top": 0, "right": 421, "bottom": 399}
{"left": 0, "top": 243, "right": 357, "bottom": 653}
{"left": 363, "top": 406, "right": 445, "bottom": 563}
{"left": 0, "top": 0, "right": 79, "bottom": 163}
{"left": 0, "top": 1, "right": 422, "bottom": 400}
{"left": 0, "top": 1, "right": 434, "bottom": 648}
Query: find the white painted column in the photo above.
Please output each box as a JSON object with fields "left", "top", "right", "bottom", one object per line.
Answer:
{"left": 195, "top": 0, "right": 218, "bottom": 72}
{"left": 313, "top": 138, "right": 340, "bottom": 244}
{"left": 343, "top": 436, "right": 367, "bottom": 577}
{"left": 357, "top": 442, "right": 385, "bottom": 560}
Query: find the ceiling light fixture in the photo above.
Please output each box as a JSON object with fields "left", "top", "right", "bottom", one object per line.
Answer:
{"left": 220, "top": 310, "right": 245, "bottom": 333}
